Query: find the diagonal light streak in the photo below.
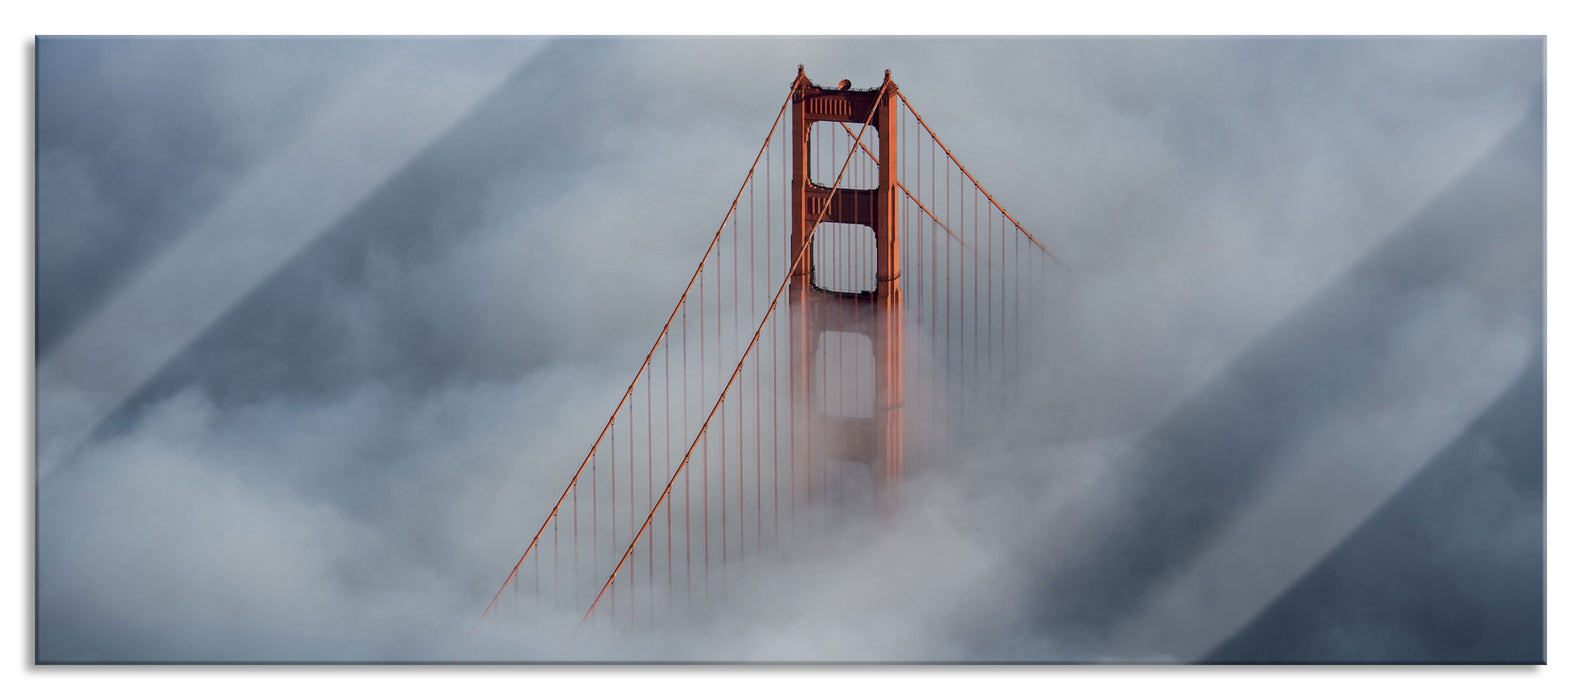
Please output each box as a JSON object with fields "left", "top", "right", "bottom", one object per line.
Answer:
{"left": 37, "top": 40, "right": 546, "bottom": 479}
{"left": 1096, "top": 101, "right": 1542, "bottom": 661}
{"left": 1108, "top": 314, "right": 1535, "bottom": 661}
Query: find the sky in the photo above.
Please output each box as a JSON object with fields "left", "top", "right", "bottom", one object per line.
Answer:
{"left": 34, "top": 36, "right": 1543, "bottom": 662}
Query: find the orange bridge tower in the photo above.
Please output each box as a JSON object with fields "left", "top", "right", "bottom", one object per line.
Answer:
{"left": 788, "top": 67, "right": 904, "bottom": 508}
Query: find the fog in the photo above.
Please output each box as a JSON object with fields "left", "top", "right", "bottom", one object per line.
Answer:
{"left": 35, "top": 37, "right": 1543, "bottom": 662}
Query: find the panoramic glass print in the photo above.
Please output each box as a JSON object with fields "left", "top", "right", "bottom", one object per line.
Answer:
{"left": 36, "top": 36, "right": 1543, "bottom": 663}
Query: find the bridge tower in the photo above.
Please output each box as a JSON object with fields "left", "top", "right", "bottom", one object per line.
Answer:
{"left": 788, "top": 67, "right": 904, "bottom": 507}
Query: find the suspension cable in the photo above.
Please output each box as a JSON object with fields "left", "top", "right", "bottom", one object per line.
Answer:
{"left": 894, "top": 89, "right": 1068, "bottom": 271}
{"left": 459, "top": 87, "right": 795, "bottom": 655}
{"left": 573, "top": 81, "right": 889, "bottom": 637}
{"left": 835, "top": 121, "right": 983, "bottom": 263}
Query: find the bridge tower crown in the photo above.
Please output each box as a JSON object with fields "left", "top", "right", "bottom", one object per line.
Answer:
{"left": 788, "top": 66, "right": 905, "bottom": 502}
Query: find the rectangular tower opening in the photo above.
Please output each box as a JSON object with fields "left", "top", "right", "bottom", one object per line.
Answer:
{"left": 808, "top": 121, "right": 880, "bottom": 189}
{"left": 813, "top": 330, "right": 876, "bottom": 419}
{"left": 811, "top": 222, "right": 878, "bottom": 295}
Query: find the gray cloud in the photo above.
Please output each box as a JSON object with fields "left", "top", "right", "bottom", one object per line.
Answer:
{"left": 35, "top": 37, "right": 1543, "bottom": 662}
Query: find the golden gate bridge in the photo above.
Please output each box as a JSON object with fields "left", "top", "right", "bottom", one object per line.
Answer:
{"left": 460, "top": 67, "right": 1065, "bottom": 655}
